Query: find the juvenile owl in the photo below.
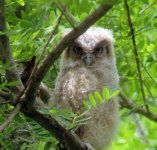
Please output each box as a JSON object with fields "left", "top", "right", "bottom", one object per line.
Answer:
{"left": 54, "top": 27, "right": 119, "bottom": 150}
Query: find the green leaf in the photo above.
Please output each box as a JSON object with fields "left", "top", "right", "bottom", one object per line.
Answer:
{"left": 147, "top": 43, "right": 154, "bottom": 52}
{"left": 94, "top": 91, "right": 103, "bottom": 104}
{"left": 17, "top": 0, "right": 25, "bottom": 6}
{"left": 88, "top": 93, "right": 96, "bottom": 107}
{"left": 96, "top": 0, "right": 120, "bottom": 5}
{"left": 44, "top": 142, "right": 52, "bottom": 150}
{"left": 0, "top": 31, "right": 5, "bottom": 35}
{"left": 110, "top": 90, "right": 120, "bottom": 99}
{"left": 102, "top": 87, "right": 110, "bottom": 100}
{"left": 83, "top": 100, "right": 91, "bottom": 110}
{"left": 6, "top": 81, "right": 19, "bottom": 87}
{"left": 38, "top": 108, "right": 50, "bottom": 115}
{"left": 38, "top": 141, "right": 45, "bottom": 150}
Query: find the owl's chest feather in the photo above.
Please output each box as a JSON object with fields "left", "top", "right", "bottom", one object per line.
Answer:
{"left": 57, "top": 69, "right": 99, "bottom": 111}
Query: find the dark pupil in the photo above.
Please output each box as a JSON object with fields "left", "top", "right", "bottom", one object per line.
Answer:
{"left": 94, "top": 47, "right": 103, "bottom": 53}
{"left": 74, "top": 46, "right": 83, "bottom": 55}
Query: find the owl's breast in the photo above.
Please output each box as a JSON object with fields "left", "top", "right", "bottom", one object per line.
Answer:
{"left": 55, "top": 68, "right": 98, "bottom": 112}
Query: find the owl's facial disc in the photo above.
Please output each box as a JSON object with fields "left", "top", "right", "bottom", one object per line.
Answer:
{"left": 72, "top": 44, "right": 94, "bottom": 66}
{"left": 81, "top": 53, "right": 94, "bottom": 66}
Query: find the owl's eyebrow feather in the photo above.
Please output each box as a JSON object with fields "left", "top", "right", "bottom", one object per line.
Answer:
{"left": 70, "top": 42, "right": 82, "bottom": 48}
{"left": 93, "top": 39, "right": 110, "bottom": 54}
{"left": 94, "top": 39, "right": 108, "bottom": 48}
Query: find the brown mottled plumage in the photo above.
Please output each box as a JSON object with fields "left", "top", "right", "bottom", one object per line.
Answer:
{"left": 54, "top": 27, "right": 119, "bottom": 150}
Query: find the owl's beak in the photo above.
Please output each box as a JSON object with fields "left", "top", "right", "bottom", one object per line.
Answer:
{"left": 81, "top": 53, "right": 94, "bottom": 66}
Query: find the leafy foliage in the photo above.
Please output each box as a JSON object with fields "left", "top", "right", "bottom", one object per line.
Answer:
{"left": 1, "top": 0, "right": 157, "bottom": 149}
{"left": 49, "top": 108, "right": 91, "bottom": 129}
{"left": 83, "top": 87, "right": 120, "bottom": 110}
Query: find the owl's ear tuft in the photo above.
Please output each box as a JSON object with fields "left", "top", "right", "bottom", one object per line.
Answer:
{"left": 62, "top": 28, "right": 72, "bottom": 38}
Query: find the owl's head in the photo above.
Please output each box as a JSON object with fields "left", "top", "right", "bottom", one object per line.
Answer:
{"left": 62, "top": 27, "right": 114, "bottom": 69}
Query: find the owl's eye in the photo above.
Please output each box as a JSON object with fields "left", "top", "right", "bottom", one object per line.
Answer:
{"left": 73, "top": 46, "right": 84, "bottom": 55}
{"left": 94, "top": 47, "right": 103, "bottom": 53}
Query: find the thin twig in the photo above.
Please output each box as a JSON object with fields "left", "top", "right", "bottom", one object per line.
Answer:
{"left": 124, "top": 0, "right": 150, "bottom": 113}
{"left": 131, "top": 114, "right": 149, "bottom": 144}
{"left": 0, "top": 103, "right": 22, "bottom": 132}
{"left": 140, "top": 62, "right": 157, "bottom": 87}
{"left": 0, "top": 100, "right": 10, "bottom": 105}
{"left": 56, "top": 2, "right": 78, "bottom": 28}
{"left": 139, "top": 0, "right": 157, "bottom": 15}
{"left": 36, "top": 13, "right": 63, "bottom": 70}
{"left": 25, "top": 13, "right": 63, "bottom": 87}
{"left": 0, "top": 90, "right": 10, "bottom": 100}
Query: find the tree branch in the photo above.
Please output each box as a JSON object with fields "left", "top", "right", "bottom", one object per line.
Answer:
{"left": 0, "top": 0, "right": 24, "bottom": 132}
{"left": 0, "top": 0, "right": 23, "bottom": 92}
{"left": 119, "top": 93, "right": 157, "bottom": 122}
{"left": 124, "top": 0, "right": 150, "bottom": 113}
{"left": 22, "top": 107, "right": 87, "bottom": 150}
{"left": 0, "top": 90, "right": 10, "bottom": 100}
{"left": 37, "top": 82, "right": 157, "bottom": 123}
{"left": 25, "top": 4, "right": 113, "bottom": 108}
{"left": 0, "top": 103, "right": 22, "bottom": 132}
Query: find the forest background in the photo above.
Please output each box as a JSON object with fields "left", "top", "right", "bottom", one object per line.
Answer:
{"left": 0, "top": 0, "right": 157, "bottom": 150}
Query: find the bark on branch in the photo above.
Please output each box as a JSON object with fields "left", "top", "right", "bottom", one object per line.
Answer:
{"left": 22, "top": 108, "right": 87, "bottom": 150}
{"left": 119, "top": 93, "right": 157, "bottom": 122}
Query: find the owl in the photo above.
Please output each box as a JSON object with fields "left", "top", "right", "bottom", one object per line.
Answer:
{"left": 54, "top": 27, "right": 119, "bottom": 150}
